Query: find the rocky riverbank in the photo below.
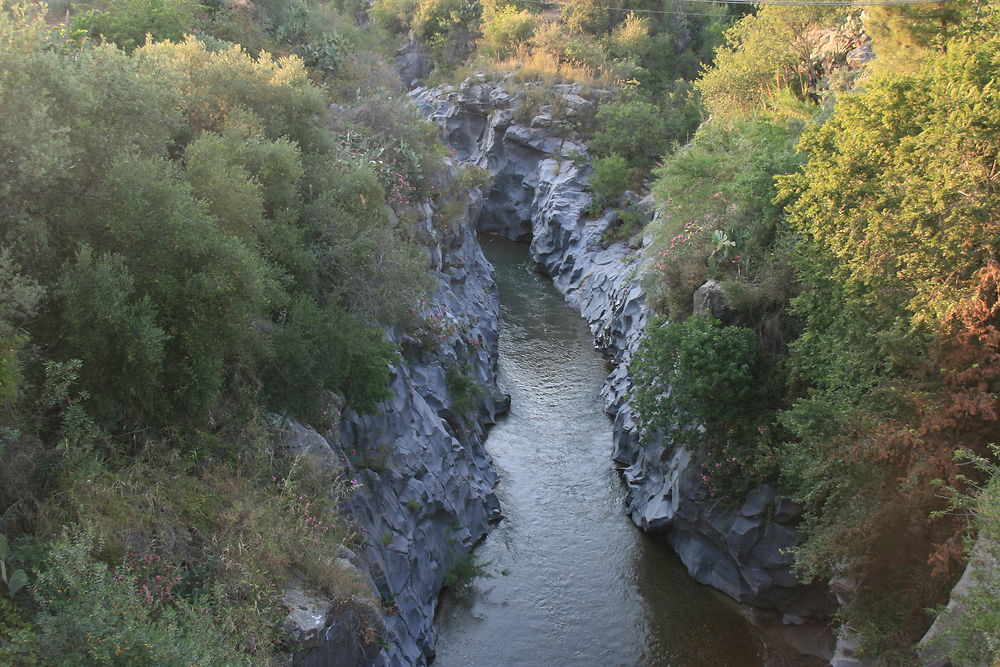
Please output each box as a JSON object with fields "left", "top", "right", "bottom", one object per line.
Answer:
{"left": 280, "top": 159, "right": 509, "bottom": 666}
{"left": 414, "top": 75, "right": 835, "bottom": 656}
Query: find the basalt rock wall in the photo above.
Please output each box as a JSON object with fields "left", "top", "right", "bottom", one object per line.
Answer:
{"left": 281, "top": 159, "right": 508, "bottom": 667}
{"left": 414, "top": 76, "right": 834, "bottom": 634}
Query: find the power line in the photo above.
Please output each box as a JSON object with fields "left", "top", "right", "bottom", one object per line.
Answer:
{"left": 517, "top": 0, "right": 731, "bottom": 15}
{"left": 519, "top": 0, "right": 957, "bottom": 14}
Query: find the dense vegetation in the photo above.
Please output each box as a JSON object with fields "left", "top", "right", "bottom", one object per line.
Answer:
{"left": 0, "top": 0, "right": 447, "bottom": 659}
{"left": 633, "top": 0, "right": 1000, "bottom": 661}
{"left": 2, "top": 0, "right": 998, "bottom": 661}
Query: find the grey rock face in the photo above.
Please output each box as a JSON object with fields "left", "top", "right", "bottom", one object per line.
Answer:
{"left": 416, "top": 77, "right": 834, "bottom": 634}
{"left": 281, "top": 159, "right": 505, "bottom": 666}
{"left": 396, "top": 35, "right": 431, "bottom": 88}
{"left": 340, "top": 166, "right": 506, "bottom": 666}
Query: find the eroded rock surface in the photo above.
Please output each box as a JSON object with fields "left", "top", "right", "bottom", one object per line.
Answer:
{"left": 282, "top": 160, "right": 506, "bottom": 666}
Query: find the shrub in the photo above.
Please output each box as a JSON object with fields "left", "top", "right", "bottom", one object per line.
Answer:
{"left": 412, "top": 0, "right": 479, "bottom": 50}
{"left": 600, "top": 202, "right": 646, "bottom": 247}
{"left": 264, "top": 297, "right": 397, "bottom": 420}
{"left": 445, "top": 364, "right": 482, "bottom": 419}
{"left": 605, "top": 13, "right": 651, "bottom": 61}
{"left": 589, "top": 98, "right": 670, "bottom": 171}
{"left": 442, "top": 552, "right": 486, "bottom": 594}
{"left": 646, "top": 119, "right": 801, "bottom": 319}
{"left": 631, "top": 314, "right": 780, "bottom": 499}
{"left": 588, "top": 154, "right": 629, "bottom": 215}
{"left": 72, "top": 0, "right": 204, "bottom": 51}
{"left": 695, "top": 5, "right": 853, "bottom": 120}
{"left": 370, "top": 0, "right": 420, "bottom": 35}
{"left": 479, "top": 4, "right": 536, "bottom": 59}
{"left": 1, "top": 526, "right": 248, "bottom": 664}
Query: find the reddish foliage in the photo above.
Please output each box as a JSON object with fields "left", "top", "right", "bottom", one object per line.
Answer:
{"left": 834, "top": 262, "right": 1000, "bottom": 635}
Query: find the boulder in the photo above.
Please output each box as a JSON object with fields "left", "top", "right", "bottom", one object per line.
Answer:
{"left": 693, "top": 279, "right": 741, "bottom": 324}
{"left": 283, "top": 586, "right": 386, "bottom": 667}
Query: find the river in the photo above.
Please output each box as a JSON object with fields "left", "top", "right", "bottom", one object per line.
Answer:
{"left": 432, "top": 237, "right": 766, "bottom": 666}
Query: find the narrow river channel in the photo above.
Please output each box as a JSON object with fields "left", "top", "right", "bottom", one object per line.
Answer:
{"left": 433, "top": 237, "right": 765, "bottom": 666}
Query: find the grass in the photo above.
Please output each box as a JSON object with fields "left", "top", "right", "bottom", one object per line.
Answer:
{"left": 1, "top": 420, "right": 368, "bottom": 660}
{"left": 442, "top": 552, "right": 488, "bottom": 595}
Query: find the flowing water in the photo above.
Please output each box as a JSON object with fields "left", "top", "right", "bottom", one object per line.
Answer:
{"left": 432, "top": 237, "right": 765, "bottom": 666}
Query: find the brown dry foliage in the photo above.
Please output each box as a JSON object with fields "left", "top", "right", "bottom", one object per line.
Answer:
{"left": 837, "top": 262, "right": 1000, "bottom": 639}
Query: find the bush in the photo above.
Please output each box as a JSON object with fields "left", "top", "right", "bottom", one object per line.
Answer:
{"left": 412, "top": 0, "right": 479, "bottom": 50}
{"left": 632, "top": 315, "right": 774, "bottom": 440}
{"left": 370, "top": 0, "right": 420, "bottom": 35}
{"left": 631, "top": 314, "right": 780, "bottom": 499}
{"left": 73, "top": 0, "right": 204, "bottom": 51}
{"left": 646, "top": 119, "right": 801, "bottom": 319}
{"left": 442, "top": 551, "right": 486, "bottom": 594}
{"left": 0, "top": 4, "right": 438, "bottom": 663}
{"left": 588, "top": 154, "right": 629, "bottom": 214}
{"left": 264, "top": 297, "right": 397, "bottom": 420}
{"left": 589, "top": 98, "right": 670, "bottom": 171}
{"left": 695, "top": 5, "right": 853, "bottom": 119}
{"left": 445, "top": 364, "right": 482, "bottom": 419}
{"left": 479, "top": 4, "right": 536, "bottom": 59}
{"left": 1, "top": 526, "right": 248, "bottom": 664}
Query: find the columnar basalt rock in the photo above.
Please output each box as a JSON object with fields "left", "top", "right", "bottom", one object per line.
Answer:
{"left": 414, "top": 77, "right": 835, "bottom": 637}
{"left": 282, "top": 160, "right": 507, "bottom": 666}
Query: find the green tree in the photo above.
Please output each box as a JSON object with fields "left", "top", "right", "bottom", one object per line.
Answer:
{"left": 479, "top": 3, "right": 536, "bottom": 59}
{"left": 264, "top": 297, "right": 397, "bottom": 419}
{"left": 696, "top": 5, "right": 850, "bottom": 119}
{"left": 72, "top": 0, "right": 204, "bottom": 51}
{"left": 588, "top": 154, "right": 629, "bottom": 212}
{"left": 777, "top": 33, "right": 1000, "bottom": 324}
{"left": 0, "top": 250, "right": 44, "bottom": 403}
{"left": 864, "top": 2, "right": 964, "bottom": 74}
{"left": 631, "top": 314, "right": 772, "bottom": 446}
{"left": 773, "top": 28, "right": 1000, "bottom": 653}
{"left": 589, "top": 98, "right": 670, "bottom": 171}
{"left": 56, "top": 247, "right": 168, "bottom": 422}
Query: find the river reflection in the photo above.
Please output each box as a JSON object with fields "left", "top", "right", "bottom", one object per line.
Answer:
{"left": 432, "top": 236, "right": 764, "bottom": 666}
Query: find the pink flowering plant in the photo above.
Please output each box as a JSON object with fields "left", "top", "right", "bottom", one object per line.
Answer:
{"left": 385, "top": 171, "right": 417, "bottom": 209}
{"left": 697, "top": 430, "right": 779, "bottom": 502}
{"left": 268, "top": 463, "right": 359, "bottom": 549}
{"left": 118, "top": 552, "right": 182, "bottom": 606}
{"left": 407, "top": 301, "right": 464, "bottom": 350}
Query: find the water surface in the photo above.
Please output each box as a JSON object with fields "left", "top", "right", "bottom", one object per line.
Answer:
{"left": 433, "top": 237, "right": 765, "bottom": 666}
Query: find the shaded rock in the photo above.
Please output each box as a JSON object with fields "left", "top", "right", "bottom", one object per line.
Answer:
{"left": 693, "top": 279, "right": 740, "bottom": 324}
{"left": 830, "top": 632, "right": 870, "bottom": 667}
{"left": 283, "top": 587, "right": 386, "bottom": 667}
{"left": 396, "top": 35, "right": 431, "bottom": 87}
{"left": 846, "top": 42, "right": 874, "bottom": 68}
{"left": 773, "top": 496, "right": 803, "bottom": 523}
{"left": 278, "top": 418, "right": 340, "bottom": 470}
{"left": 741, "top": 484, "right": 775, "bottom": 518}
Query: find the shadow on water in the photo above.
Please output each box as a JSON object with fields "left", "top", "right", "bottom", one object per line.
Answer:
{"left": 432, "top": 236, "right": 765, "bottom": 666}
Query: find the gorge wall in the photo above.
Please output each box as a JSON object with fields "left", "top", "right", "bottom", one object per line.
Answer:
{"left": 414, "top": 75, "right": 835, "bottom": 648}
{"left": 281, "top": 159, "right": 508, "bottom": 667}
